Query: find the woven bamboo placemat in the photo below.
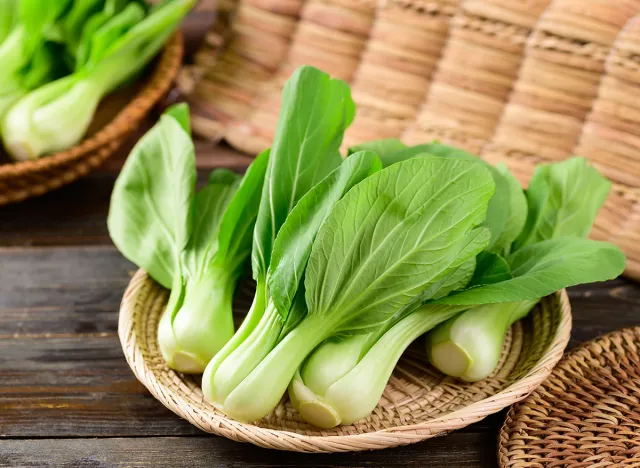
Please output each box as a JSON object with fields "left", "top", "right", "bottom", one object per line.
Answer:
{"left": 179, "top": 0, "right": 640, "bottom": 281}
{"left": 499, "top": 327, "right": 640, "bottom": 467}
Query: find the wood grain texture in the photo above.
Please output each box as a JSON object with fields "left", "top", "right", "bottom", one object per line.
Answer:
{"left": 0, "top": 246, "right": 639, "bottom": 466}
{"left": 0, "top": 432, "right": 496, "bottom": 467}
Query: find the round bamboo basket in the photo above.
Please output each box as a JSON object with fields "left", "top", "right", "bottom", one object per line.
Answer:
{"left": 499, "top": 326, "right": 640, "bottom": 467}
{"left": 0, "top": 33, "right": 184, "bottom": 207}
{"left": 119, "top": 269, "right": 572, "bottom": 453}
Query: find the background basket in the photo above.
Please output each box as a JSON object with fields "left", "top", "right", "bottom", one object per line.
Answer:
{"left": 179, "top": 0, "right": 640, "bottom": 280}
{"left": 499, "top": 326, "right": 640, "bottom": 467}
{"left": 118, "top": 269, "right": 571, "bottom": 453}
{"left": 0, "top": 33, "right": 184, "bottom": 207}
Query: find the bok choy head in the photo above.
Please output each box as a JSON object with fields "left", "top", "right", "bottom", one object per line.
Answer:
{"left": 426, "top": 157, "right": 622, "bottom": 382}
{"left": 210, "top": 156, "right": 496, "bottom": 423}
{"left": 108, "top": 103, "right": 266, "bottom": 373}
{"left": 200, "top": 65, "right": 359, "bottom": 403}
{"left": 2, "top": 0, "right": 194, "bottom": 161}
{"left": 288, "top": 152, "right": 624, "bottom": 428}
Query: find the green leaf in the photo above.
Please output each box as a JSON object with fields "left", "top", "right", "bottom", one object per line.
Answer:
{"left": 107, "top": 113, "right": 196, "bottom": 289}
{"left": 268, "top": 151, "right": 382, "bottom": 319}
{"left": 468, "top": 251, "right": 511, "bottom": 287}
{"left": 417, "top": 228, "right": 490, "bottom": 304}
{"left": 278, "top": 284, "right": 308, "bottom": 341}
{"left": 183, "top": 175, "right": 240, "bottom": 279}
{"left": 164, "top": 102, "right": 191, "bottom": 136}
{"left": 61, "top": 0, "right": 105, "bottom": 53}
{"left": 214, "top": 149, "right": 270, "bottom": 271}
{"left": 372, "top": 142, "right": 512, "bottom": 252}
{"left": 494, "top": 163, "right": 527, "bottom": 255}
{"left": 19, "top": 0, "right": 73, "bottom": 53}
{"left": 434, "top": 237, "right": 625, "bottom": 305}
{"left": 251, "top": 65, "right": 354, "bottom": 282}
{"left": 83, "top": 3, "right": 145, "bottom": 69}
{"left": 0, "top": 0, "right": 18, "bottom": 43}
{"left": 347, "top": 138, "right": 407, "bottom": 158}
{"left": 207, "top": 168, "right": 239, "bottom": 186}
{"left": 304, "top": 157, "right": 495, "bottom": 333}
{"left": 75, "top": 11, "right": 110, "bottom": 68}
{"left": 515, "top": 157, "right": 611, "bottom": 249}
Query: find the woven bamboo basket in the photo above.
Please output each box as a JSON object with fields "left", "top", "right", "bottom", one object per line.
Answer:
{"left": 0, "top": 33, "right": 184, "bottom": 207}
{"left": 179, "top": 0, "right": 640, "bottom": 281}
{"left": 118, "top": 269, "right": 571, "bottom": 453}
{"left": 499, "top": 327, "right": 640, "bottom": 467}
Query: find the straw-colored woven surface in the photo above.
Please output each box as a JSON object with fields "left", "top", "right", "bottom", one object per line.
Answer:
{"left": 499, "top": 327, "right": 640, "bottom": 467}
{"left": 118, "top": 269, "right": 571, "bottom": 453}
{"left": 181, "top": 0, "right": 640, "bottom": 281}
{"left": 0, "top": 33, "right": 184, "bottom": 207}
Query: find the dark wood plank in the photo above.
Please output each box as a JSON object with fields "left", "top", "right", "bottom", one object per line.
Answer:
{"left": 0, "top": 432, "right": 496, "bottom": 468}
{"left": 0, "top": 143, "right": 253, "bottom": 247}
{"left": 1, "top": 247, "right": 639, "bottom": 446}
{"left": 0, "top": 246, "right": 495, "bottom": 439}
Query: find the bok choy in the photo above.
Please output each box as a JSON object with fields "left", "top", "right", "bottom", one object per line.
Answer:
{"left": 425, "top": 157, "right": 613, "bottom": 381}
{"left": 1, "top": 0, "right": 194, "bottom": 161}
{"left": 288, "top": 147, "right": 624, "bottom": 428}
{"left": 209, "top": 156, "right": 496, "bottom": 422}
{"left": 106, "top": 63, "right": 626, "bottom": 430}
{"left": 108, "top": 103, "right": 265, "bottom": 373}
{"left": 201, "top": 65, "right": 365, "bottom": 406}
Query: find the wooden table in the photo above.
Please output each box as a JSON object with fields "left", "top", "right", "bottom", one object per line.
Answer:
{"left": 2, "top": 13, "right": 640, "bottom": 468}
{"left": 1, "top": 135, "right": 640, "bottom": 467}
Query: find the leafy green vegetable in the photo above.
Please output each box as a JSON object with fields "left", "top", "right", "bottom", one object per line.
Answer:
{"left": 108, "top": 104, "right": 195, "bottom": 290}
{"left": 347, "top": 138, "right": 407, "bottom": 157}
{"left": 202, "top": 150, "right": 382, "bottom": 407}
{"left": 514, "top": 157, "right": 610, "bottom": 249}
{"left": 427, "top": 157, "right": 619, "bottom": 382}
{"left": 109, "top": 103, "right": 268, "bottom": 373}
{"left": 200, "top": 65, "right": 357, "bottom": 398}
{"left": 2, "top": 0, "right": 194, "bottom": 161}
{"left": 211, "top": 157, "right": 495, "bottom": 422}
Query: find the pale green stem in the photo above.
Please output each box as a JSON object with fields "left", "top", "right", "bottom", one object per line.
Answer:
{"left": 427, "top": 300, "right": 538, "bottom": 382}
{"left": 201, "top": 278, "right": 266, "bottom": 402}
{"left": 221, "top": 313, "right": 331, "bottom": 422}
{"left": 290, "top": 305, "right": 464, "bottom": 427}
{"left": 206, "top": 299, "right": 283, "bottom": 405}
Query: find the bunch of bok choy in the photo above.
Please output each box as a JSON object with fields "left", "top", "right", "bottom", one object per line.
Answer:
{"left": 0, "top": 0, "right": 194, "bottom": 161}
{"left": 108, "top": 64, "right": 625, "bottom": 429}
{"left": 287, "top": 143, "right": 622, "bottom": 428}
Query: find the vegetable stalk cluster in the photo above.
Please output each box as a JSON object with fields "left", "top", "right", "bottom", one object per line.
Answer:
{"left": 0, "top": 0, "right": 194, "bottom": 161}
{"left": 109, "top": 65, "right": 626, "bottom": 429}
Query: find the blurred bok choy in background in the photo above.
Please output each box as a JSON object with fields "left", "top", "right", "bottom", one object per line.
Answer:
{"left": 0, "top": 0, "right": 195, "bottom": 162}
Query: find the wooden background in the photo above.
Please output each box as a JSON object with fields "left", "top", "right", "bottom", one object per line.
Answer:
{"left": 2, "top": 7, "right": 640, "bottom": 468}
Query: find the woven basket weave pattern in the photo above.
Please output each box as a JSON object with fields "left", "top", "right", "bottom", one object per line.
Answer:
{"left": 181, "top": 0, "right": 640, "bottom": 280}
{"left": 0, "top": 33, "right": 184, "bottom": 206}
{"left": 499, "top": 327, "right": 640, "bottom": 467}
{"left": 119, "top": 270, "right": 571, "bottom": 452}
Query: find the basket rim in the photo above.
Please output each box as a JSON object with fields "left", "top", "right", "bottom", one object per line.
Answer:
{"left": 0, "top": 32, "right": 184, "bottom": 177}
{"left": 118, "top": 269, "right": 572, "bottom": 453}
{"left": 498, "top": 325, "right": 640, "bottom": 467}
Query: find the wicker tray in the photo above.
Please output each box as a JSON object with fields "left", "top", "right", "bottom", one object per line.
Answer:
{"left": 118, "top": 269, "right": 571, "bottom": 453}
{"left": 499, "top": 327, "right": 640, "bottom": 467}
{"left": 0, "top": 33, "right": 184, "bottom": 207}
{"left": 180, "top": 0, "right": 640, "bottom": 281}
